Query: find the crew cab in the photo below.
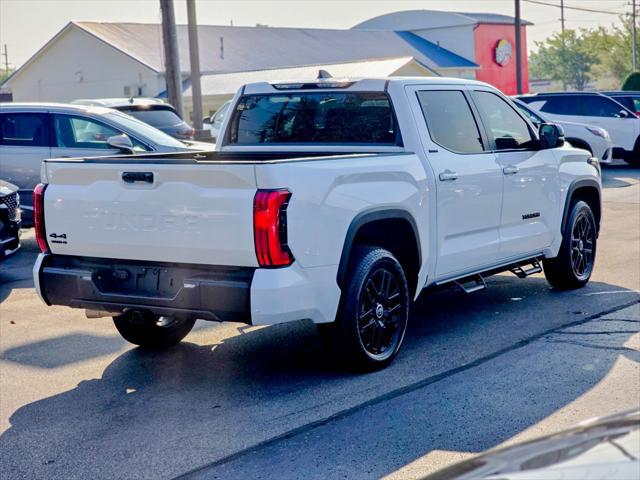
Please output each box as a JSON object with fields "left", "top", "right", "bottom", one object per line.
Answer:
{"left": 33, "top": 77, "right": 601, "bottom": 370}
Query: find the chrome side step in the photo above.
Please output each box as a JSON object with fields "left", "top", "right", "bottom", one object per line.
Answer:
{"left": 454, "top": 274, "right": 486, "bottom": 294}
{"left": 509, "top": 257, "right": 543, "bottom": 279}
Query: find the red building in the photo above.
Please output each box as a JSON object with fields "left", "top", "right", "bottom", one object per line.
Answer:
{"left": 355, "top": 10, "right": 531, "bottom": 94}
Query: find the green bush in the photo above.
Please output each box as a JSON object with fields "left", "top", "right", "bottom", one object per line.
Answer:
{"left": 622, "top": 72, "right": 640, "bottom": 90}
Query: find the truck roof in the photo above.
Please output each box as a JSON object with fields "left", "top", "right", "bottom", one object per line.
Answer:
{"left": 242, "top": 76, "right": 494, "bottom": 94}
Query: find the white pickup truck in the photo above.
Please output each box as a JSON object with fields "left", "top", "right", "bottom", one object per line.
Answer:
{"left": 34, "top": 77, "right": 601, "bottom": 370}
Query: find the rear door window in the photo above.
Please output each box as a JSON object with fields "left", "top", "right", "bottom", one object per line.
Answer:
{"left": 0, "top": 112, "right": 49, "bottom": 147}
{"left": 416, "top": 90, "right": 484, "bottom": 153}
{"left": 539, "top": 96, "right": 582, "bottom": 115}
{"left": 228, "top": 92, "right": 399, "bottom": 145}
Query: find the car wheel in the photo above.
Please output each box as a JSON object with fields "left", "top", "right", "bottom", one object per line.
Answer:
{"left": 320, "top": 247, "right": 410, "bottom": 371}
{"left": 543, "top": 200, "right": 597, "bottom": 289}
{"left": 113, "top": 310, "right": 195, "bottom": 349}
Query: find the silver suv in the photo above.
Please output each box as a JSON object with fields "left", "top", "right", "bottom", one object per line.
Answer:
{"left": 0, "top": 103, "right": 211, "bottom": 226}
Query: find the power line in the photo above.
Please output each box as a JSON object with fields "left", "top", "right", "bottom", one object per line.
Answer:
{"left": 524, "top": 0, "right": 627, "bottom": 16}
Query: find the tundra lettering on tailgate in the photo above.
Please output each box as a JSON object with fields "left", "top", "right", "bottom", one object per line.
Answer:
{"left": 83, "top": 210, "right": 201, "bottom": 232}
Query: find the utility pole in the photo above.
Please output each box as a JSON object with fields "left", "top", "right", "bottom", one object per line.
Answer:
{"left": 187, "top": 0, "right": 203, "bottom": 132}
{"left": 560, "top": 0, "right": 565, "bottom": 33}
{"left": 160, "top": 0, "right": 183, "bottom": 117}
{"left": 515, "top": 0, "right": 523, "bottom": 94}
{"left": 633, "top": 0, "right": 638, "bottom": 72}
{"left": 2, "top": 44, "right": 9, "bottom": 77}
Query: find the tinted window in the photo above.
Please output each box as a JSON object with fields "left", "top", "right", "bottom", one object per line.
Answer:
{"left": 123, "top": 108, "right": 183, "bottom": 128}
{"left": 416, "top": 90, "right": 484, "bottom": 153}
{"left": 474, "top": 91, "right": 535, "bottom": 150}
{"left": 53, "top": 114, "right": 147, "bottom": 152}
{"left": 611, "top": 96, "right": 637, "bottom": 112}
{"left": 228, "top": 92, "right": 398, "bottom": 145}
{"left": 539, "top": 96, "right": 582, "bottom": 115}
{"left": 580, "top": 95, "right": 625, "bottom": 117}
{"left": 0, "top": 112, "right": 48, "bottom": 147}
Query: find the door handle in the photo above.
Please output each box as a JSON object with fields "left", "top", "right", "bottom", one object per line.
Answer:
{"left": 122, "top": 171, "right": 154, "bottom": 184}
{"left": 503, "top": 165, "right": 519, "bottom": 175}
{"left": 439, "top": 170, "right": 459, "bottom": 182}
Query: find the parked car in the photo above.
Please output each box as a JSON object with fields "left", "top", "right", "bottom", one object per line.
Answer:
{"left": 72, "top": 98, "right": 195, "bottom": 140}
{"left": 203, "top": 100, "right": 231, "bottom": 142}
{"left": 512, "top": 98, "right": 613, "bottom": 164}
{"left": 0, "top": 180, "right": 21, "bottom": 262}
{"left": 601, "top": 90, "right": 640, "bottom": 117}
{"left": 421, "top": 410, "right": 640, "bottom": 480}
{"left": 0, "top": 103, "right": 212, "bottom": 226}
{"left": 517, "top": 91, "right": 640, "bottom": 165}
{"left": 33, "top": 77, "right": 601, "bottom": 370}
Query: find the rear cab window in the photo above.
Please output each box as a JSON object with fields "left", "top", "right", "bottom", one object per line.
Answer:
{"left": 226, "top": 92, "right": 400, "bottom": 146}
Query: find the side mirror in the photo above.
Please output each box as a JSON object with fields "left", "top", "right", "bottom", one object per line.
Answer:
{"left": 107, "top": 134, "right": 134, "bottom": 154}
{"left": 616, "top": 109, "right": 630, "bottom": 118}
{"left": 202, "top": 116, "right": 212, "bottom": 125}
{"left": 539, "top": 123, "right": 565, "bottom": 149}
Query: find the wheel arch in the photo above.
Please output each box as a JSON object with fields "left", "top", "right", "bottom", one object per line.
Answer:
{"left": 563, "top": 179, "right": 601, "bottom": 235}
{"left": 336, "top": 209, "right": 422, "bottom": 296}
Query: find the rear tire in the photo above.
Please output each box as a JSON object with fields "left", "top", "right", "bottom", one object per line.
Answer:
{"left": 113, "top": 311, "right": 195, "bottom": 349}
{"left": 543, "top": 200, "right": 597, "bottom": 289}
{"left": 320, "top": 247, "right": 410, "bottom": 371}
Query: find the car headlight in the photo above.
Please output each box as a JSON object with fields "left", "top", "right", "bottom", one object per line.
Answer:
{"left": 586, "top": 126, "right": 609, "bottom": 139}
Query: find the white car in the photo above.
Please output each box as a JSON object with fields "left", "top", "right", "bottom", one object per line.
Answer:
{"left": 203, "top": 100, "right": 231, "bottom": 142}
{"left": 518, "top": 92, "right": 640, "bottom": 166}
{"left": 34, "top": 77, "right": 601, "bottom": 370}
{"left": 513, "top": 98, "right": 614, "bottom": 164}
{"left": 0, "top": 103, "right": 212, "bottom": 225}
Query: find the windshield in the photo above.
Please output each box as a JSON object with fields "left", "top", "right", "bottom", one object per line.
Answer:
{"left": 104, "top": 111, "right": 186, "bottom": 148}
{"left": 123, "top": 108, "right": 184, "bottom": 128}
{"left": 228, "top": 92, "right": 399, "bottom": 145}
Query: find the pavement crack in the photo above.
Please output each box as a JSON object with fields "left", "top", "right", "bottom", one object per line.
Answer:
{"left": 555, "top": 330, "right": 639, "bottom": 335}
{"left": 547, "top": 339, "right": 639, "bottom": 353}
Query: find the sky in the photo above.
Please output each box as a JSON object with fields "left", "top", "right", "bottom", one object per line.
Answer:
{"left": 0, "top": 0, "right": 632, "bottom": 70}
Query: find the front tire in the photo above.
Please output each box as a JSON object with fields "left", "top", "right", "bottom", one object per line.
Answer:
{"left": 543, "top": 200, "right": 597, "bottom": 289}
{"left": 113, "top": 311, "right": 195, "bottom": 349}
{"left": 321, "top": 247, "right": 410, "bottom": 371}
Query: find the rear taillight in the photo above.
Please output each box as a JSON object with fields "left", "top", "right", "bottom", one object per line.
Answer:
{"left": 253, "top": 189, "right": 293, "bottom": 267}
{"left": 33, "top": 183, "right": 49, "bottom": 253}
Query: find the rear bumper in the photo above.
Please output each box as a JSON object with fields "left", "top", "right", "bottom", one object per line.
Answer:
{"left": 34, "top": 254, "right": 254, "bottom": 323}
{"left": 34, "top": 254, "right": 343, "bottom": 326}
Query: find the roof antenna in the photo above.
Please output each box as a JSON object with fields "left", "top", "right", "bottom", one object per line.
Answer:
{"left": 317, "top": 69, "right": 332, "bottom": 79}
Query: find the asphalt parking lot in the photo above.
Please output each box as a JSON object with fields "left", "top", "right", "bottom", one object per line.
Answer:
{"left": 1, "top": 162, "right": 639, "bottom": 480}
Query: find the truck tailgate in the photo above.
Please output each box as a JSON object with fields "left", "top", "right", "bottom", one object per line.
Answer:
{"left": 42, "top": 161, "right": 259, "bottom": 267}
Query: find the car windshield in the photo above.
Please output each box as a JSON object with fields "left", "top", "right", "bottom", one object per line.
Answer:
{"left": 123, "top": 108, "right": 184, "bottom": 128}
{"left": 228, "top": 92, "right": 399, "bottom": 145}
{"left": 104, "top": 111, "right": 186, "bottom": 148}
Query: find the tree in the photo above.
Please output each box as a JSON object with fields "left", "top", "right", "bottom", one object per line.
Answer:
{"left": 622, "top": 72, "right": 640, "bottom": 90}
{"left": 529, "top": 30, "right": 598, "bottom": 90}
